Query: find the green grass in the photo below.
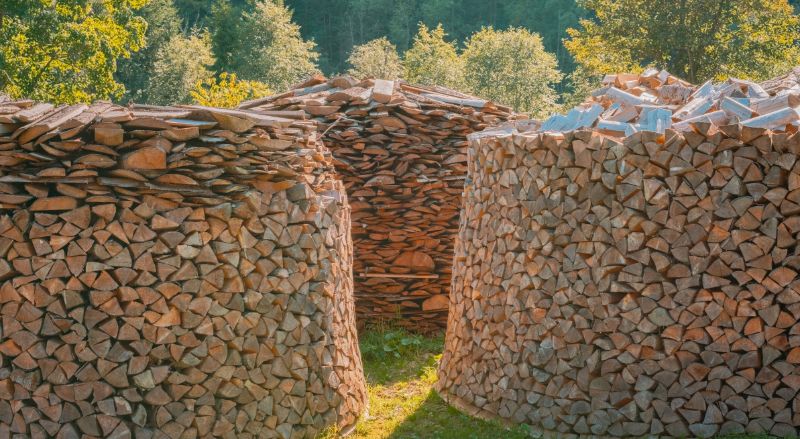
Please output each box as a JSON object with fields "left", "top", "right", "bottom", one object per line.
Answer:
{"left": 324, "top": 326, "right": 778, "bottom": 439}
{"left": 348, "top": 326, "right": 531, "bottom": 439}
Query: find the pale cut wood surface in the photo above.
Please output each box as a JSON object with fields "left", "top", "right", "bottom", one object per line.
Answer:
{"left": 438, "top": 119, "right": 800, "bottom": 438}
{"left": 539, "top": 68, "right": 800, "bottom": 138}
{"left": 0, "top": 96, "right": 367, "bottom": 439}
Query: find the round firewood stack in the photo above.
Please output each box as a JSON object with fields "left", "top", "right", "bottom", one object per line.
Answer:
{"left": 240, "top": 75, "right": 518, "bottom": 333}
{"left": 0, "top": 98, "right": 367, "bottom": 438}
{"left": 438, "top": 121, "right": 800, "bottom": 437}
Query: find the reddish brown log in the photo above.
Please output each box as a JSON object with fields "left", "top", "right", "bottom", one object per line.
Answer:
{"left": 0, "top": 97, "right": 367, "bottom": 438}
{"left": 241, "top": 76, "right": 518, "bottom": 332}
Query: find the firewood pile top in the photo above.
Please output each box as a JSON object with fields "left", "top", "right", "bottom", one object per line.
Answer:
{"left": 0, "top": 99, "right": 367, "bottom": 438}
{"left": 437, "top": 110, "right": 800, "bottom": 436}
{"left": 760, "top": 67, "right": 800, "bottom": 96}
{"left": 240, "top": 75, "right": 518, "bottom": 332}
{"left": 539, "top": 68, "right": 800, "bottom": 137}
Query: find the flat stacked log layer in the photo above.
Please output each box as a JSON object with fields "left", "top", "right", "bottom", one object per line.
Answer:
{"left": 241, "top": 76, "right": 516, "bottom": 332}
{"left": 0, "top": 98, "right": 367, "bottom": 438}
{"left": 438, "top": 121, "right": 800, "bottom": 437}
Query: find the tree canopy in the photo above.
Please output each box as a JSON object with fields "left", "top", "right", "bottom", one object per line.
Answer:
{"left": 347, "top": 38, "right": 404, "bottom": 80}
{"left": 566, "top": 0, "right": 800, "bottom": 83}
{"left": 4, "top": 0, "right": 800, "bottom": 112}
{"left": 191, "top": 73, "right": 271, "bottom": 108}
{"left": 211, "top": 0, "right": 320, "bottom": 91}
{"left": 0, "top": 0, "right": 148, "bottom": 103}
{"left": 403, "top": 24, "right": 464, "bottom": 89}
{"left": 117, "top": 0, "right": 182, "bottom": 102}
{"left": 463, "top": 27, "right": 562, "bottom": 117}
{"left": 285, "top": 0, "right": 584, "bottom": 76}
{"left": 145, "top": 32, "right": 215, "bottom": 105}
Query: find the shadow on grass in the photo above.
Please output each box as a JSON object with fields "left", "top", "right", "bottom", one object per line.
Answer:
{"left": 354, "top": 326, "right": 531, "bottom": 439}
{"left": 386, "top": 390, "right": 530, "bottom": 439}
{"left": 355, "top": 328, "right": 785, "bottom": 439}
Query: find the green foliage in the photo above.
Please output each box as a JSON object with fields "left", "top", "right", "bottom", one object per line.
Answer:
{"left": 173, "top": 0, "right": 246, "bottom": 27}
{"left": 209, "top": 0, "right": 242, "bottom": 75}
{"left": 0, "top": 0, "right": 148, "bottom": 103}
{"left": 354, "top": 327, "right": 531, "bottom": 438}
{"left": 560, "top": 66, "right": 601, "bottom": 110}
{"left": 191, "top": 72, "right": 271, "bottom": 108}
{"left": 286, "top": 0, "right": 584, "bottom": 76}
{"left": 118, "top": 0, "right": 182, "bottom": 101}
{"left": 359, "top": 327, "right": 430, "bottom": 361}
{"left": 175, "top": 0, "right": 219, "bottom": 27}
{"left": 347, "top": 38, "right": 404, "bottom": 80}
{"left": 566, "top": 0, "right": 800, "bottom": 83}
{"left": 462, "top": 27, "right": 562, "bottom": 117}
{"left": 403, "top": 23, "right": 464, "bottom": 89}
{"left": 502, "top": 0, "right": 584, "bottom": 74}
{"left": 145, "top": 32, "right": 215, "bottom": 104}
{"left": 12, "top": 0, "right": 800, "bottom": 111}
{"left": 211, "top": 0, "right": 320, "bottom": 91}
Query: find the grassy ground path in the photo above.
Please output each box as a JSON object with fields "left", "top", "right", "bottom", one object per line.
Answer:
{"left": 346, "top": 328, "right": 530, "bottom": 439}
{"left": 321, "top": 328, "right": 775, "bottom": 439}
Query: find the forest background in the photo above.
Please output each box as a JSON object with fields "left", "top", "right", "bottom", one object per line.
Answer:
{"left": 3, "top": 0, "right": 800, "bottom": 118}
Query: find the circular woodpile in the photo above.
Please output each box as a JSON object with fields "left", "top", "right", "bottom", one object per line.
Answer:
{"left": 438, "top": 122, "right": 800, "bottom": 437}
{"left": 241, "top": 76, "right": 517, "bottom": 332}
{"left": 0, "top": 99, "right": 367, "bottom": 438}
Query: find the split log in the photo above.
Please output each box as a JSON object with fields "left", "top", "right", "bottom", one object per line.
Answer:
{"left": 539, "top": 67, "right": 800, "bottom": 137}
{"left": 0, "top": 99, "right": 366, "bottom": 438}
{"left": 241, "top": 76, "right": 518, "bottom": 332}
{"left": 438, "top": 71, "right": 800, "bottom": 438}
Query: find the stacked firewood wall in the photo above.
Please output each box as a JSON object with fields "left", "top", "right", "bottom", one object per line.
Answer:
{"left": 438, "top": 123, "right": 800, "bottom": 437}
{"left": 0, "top": 99, "right": 367, "bottom": 438}
{"left": 241, "top": 76, "right": 517, "bottom": 332}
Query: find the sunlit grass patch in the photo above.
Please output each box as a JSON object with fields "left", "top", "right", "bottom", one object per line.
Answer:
{"left": 334, "top": 326, "right": 779, "bottom": 438}
{"left": 349, "top": 326, "right": 530, "bottom": 439}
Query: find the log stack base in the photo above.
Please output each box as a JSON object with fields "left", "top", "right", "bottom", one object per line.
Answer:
{"left": 0, "top": 99, "right": 367, "bottom": 438}
{"left": 438, "top": 123, "right": 800, "bottom": 437}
